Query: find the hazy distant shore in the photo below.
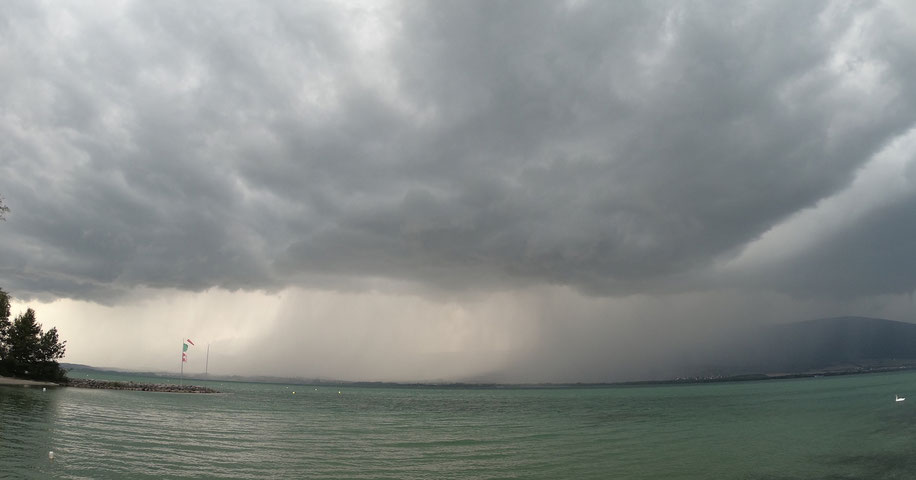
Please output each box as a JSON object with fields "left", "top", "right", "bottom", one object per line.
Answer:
{"left": 612, "top": 364, "right": 916, "bottom": 387}
{"left": 56, "top": 359, "right": 916, "bottom": 391}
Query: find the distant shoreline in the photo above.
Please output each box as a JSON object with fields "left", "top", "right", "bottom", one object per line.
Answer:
{"left": 53, "top": 363, "right": 916, "bottom": 391}
{"left": 297, "top": 365, "right": 916, "bottom": 389}
{"left": 608, "top": 365, "right": 916, "bottom": 387}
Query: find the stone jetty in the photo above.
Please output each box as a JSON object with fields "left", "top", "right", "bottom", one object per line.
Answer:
{"left": 66, "top": 378, "right": 219, "bottom": 393}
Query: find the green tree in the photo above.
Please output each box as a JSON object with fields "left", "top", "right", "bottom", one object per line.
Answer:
{"left": 1, "top": 306, "right": 67, "bottom": 381}
{"left": 0, "top": 288, "right": 10, "bottom": 362}
{"left": 8, "top": 309, "right": 42, "bottom": 366}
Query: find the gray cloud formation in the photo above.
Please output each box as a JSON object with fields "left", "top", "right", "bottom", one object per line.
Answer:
{"left": 2, "top": 1, "right": 915, "bottom": 302}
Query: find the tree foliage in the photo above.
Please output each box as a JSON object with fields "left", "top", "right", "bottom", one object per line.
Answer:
{"left": 0, "top": 289, "right": 67, "bottom": 381}
{"left": 0, "top": 289, "right": 10, "bottom": 358}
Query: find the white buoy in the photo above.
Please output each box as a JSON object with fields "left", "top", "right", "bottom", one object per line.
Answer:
{"left": 42, "top": 387, "right": 46, "bottom": 392}
{"left": 48, "top": 451, "right": 54, "bottom": 462}
{"left": 896, "top": 394, "right": 906, "bottom": 402}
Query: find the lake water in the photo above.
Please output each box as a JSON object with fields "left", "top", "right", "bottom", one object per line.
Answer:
{"left": 3, "top": 369, "right": 916, "bottom": 479}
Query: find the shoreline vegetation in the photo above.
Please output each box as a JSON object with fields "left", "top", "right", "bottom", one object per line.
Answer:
{"left": 1, "top": 288, "right": 68, "bottom": 382}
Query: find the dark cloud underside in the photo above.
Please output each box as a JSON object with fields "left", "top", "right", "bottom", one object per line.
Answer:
{"left": 1, "top": 1, "right": 915, "bottom": 302}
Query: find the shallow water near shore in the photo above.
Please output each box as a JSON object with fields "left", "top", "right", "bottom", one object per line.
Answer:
{"left": 3, "top": 369, "right": 916, "bottom": 479}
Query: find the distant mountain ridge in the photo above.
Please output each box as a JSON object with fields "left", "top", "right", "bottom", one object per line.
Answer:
{"left": 749, "top": 316, "right": 916, "bottom": 373}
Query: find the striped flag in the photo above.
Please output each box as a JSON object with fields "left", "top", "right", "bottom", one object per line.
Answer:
{"left": 187, "top": 339, "right": 195, "bottom": 346}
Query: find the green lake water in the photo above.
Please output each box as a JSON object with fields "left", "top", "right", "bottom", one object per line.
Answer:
{"left": 3, "top": 369, "right": 916, "bottom": 479}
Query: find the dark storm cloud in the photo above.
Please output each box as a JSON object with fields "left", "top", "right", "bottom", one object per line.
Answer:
{"left": 744, "top": 191, "right": 916, "bottom": 298}
{"left": 1, "top": 1, "right": 914, "bottom": 301}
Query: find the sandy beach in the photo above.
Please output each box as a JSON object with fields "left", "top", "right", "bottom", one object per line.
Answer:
{"left": 0, "top": 375, "right": 60, "bottom": 387}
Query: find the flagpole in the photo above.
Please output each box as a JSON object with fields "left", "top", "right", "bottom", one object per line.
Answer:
{"left": 179, "top": 339, "right": 184, "bottom": 386}
{"left": 205, "top": 344, "right": 210, "bottom": 377}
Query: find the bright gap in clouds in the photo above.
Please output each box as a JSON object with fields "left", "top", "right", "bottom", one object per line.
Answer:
{"left": 720, "top": 125, "right": 916, "bottom": 272}
{"left": 9, "top": 286, "right": 538, "bottom": 382}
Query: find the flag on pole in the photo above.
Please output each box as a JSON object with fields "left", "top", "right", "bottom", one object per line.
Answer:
{"left": 182, "top": 340, "right": 193, "bottom": 362}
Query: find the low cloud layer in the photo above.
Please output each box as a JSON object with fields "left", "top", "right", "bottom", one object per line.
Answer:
{"left": 2, "top": 1, "right": 916, "bottom": 381}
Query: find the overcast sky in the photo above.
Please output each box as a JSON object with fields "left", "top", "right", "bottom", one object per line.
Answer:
{"left": 2, "top": 0, "right": 916, "bottom": 382}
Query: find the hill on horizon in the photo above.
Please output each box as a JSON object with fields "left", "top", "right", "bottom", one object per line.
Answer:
{"left": 734, "top": 316, "right": 916, "bottom": 374}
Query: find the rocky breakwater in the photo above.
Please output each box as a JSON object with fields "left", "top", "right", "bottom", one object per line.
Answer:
{"left": 66, "top": 378, "right": 219, "bottom": 393}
